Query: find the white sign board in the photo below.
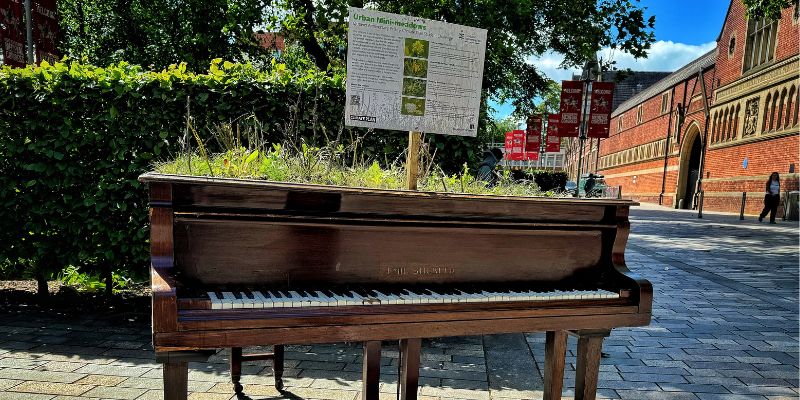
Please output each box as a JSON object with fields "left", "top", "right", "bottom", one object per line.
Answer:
{"left": 345, "top": 7, "right": 487, "bottom": 137}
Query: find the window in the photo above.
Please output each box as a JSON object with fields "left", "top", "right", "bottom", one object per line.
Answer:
{"left": 617, "top": 116, "right": 623, "bottom": 132}
{"left": 660, "top": 93, "right": 670, "bottom": 114}
{"left": 636, "top": 105, "right": 643, "bottom": 124}
{"left": 728, "top": 35, "right": 736, "bottom": 57}
{"left": 743, "top": 17, "right": 779, "bottom": 72}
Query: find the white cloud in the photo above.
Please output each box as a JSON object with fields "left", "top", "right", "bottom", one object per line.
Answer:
{"left": 530, "top": 40, "right": 717, "bottom": 82}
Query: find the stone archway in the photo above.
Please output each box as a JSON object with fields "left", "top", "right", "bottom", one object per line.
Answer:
{"left": 675, "top": 123, "right": 702, "bottom": 209}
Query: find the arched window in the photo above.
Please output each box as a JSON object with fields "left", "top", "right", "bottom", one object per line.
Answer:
{"left": 769, "top": 90, "right": 780, "bottom": 131}
{"left": 794, "top": 88, "right": 800, "bottom": 126}
{"left": 785, "top": 86, "right": 796, "bottom": 128}
{"left": 763, "top": 93, "right": 772, "bottom": 131}
{"left": 722, "top": 108, "right": 730, "bottom": 140}
{"left": 777, "top": 88, "right": 787, "bottom": 130}
{"left": 711, "top": 112, "right": 718, "bottom": 143}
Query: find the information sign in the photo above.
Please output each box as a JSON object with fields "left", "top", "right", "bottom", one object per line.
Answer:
{"left": 345, "top": 7, "right": 487, "bottom": 136}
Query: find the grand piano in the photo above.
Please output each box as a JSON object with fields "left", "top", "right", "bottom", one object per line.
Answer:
{"left": 140, "top": 173, "right": 652, "bottom": 400}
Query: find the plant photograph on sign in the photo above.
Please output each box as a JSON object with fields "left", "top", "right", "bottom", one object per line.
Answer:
{"left": 404, "top": 38, "right": 429, "bottom": 58}
{"left": 401, "top": 97, "right": 425, "bottom": 116}
{"left": 402, "top": 77, "right": 427, "bottom": 97}
{"left": 403, "top": 58, "right": 428, "bottom": 78}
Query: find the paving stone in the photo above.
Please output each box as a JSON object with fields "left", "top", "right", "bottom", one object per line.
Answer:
{"left": 9, "top": 381, "right": 94, "bottom": 396}
{"left": 73, "top": 374, "right": 127, "bottom": 386}
{"left": 81, "top": 385, "right": 147, "bottom": 399}
{"left": 186, "top": 393, "right": 235, "bottom": 400}
{"left": 36, "top": 361, "right": 86, "bottom": 372}
{"left": 74, "top": 363, "right": 151, "bottom": 377}
{"left": 0, "top": 368, "right": 85, "bottom": 383}
{"left": 0, "top": 393, "right": 56, "bottom": 400}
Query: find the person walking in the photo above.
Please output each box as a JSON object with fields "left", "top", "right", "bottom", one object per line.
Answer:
{"left": 759, "top": 172, "right": 781, "bottom": 224}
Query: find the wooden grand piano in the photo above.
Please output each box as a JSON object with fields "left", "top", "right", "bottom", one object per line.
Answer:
{"left": 140, "top": 173, "right": 652, "bottom": 400}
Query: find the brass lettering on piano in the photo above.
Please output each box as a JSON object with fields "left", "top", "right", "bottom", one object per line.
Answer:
{"left": 385, "top": 265, "right": 456, "bottom": 276}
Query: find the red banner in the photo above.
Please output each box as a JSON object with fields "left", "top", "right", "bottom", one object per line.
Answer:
{"left": 504, "top": 131, "right": 514, "bottom": 160}
{"left": 524, "top": 151, "right": 539, "bottom": 161}
{"left": 545, "top": 115, "right": 560, "bottom": 153}
{"left": 510, "top": 130, "right": 525, "bottom": 160}
{"left": 525, "top": 115, "right": 541, "bottom": 153}
{"left": 1, "top": 0, "right": 26, "bottom": 67}
{"left": 32, "top": 0, "right": 58, "bottom": 64}
{"left": 558, "top": 80, "right": 583, "bottom": 137}
{"left": 587, "top": 82, "right": 615, "bottom": 138}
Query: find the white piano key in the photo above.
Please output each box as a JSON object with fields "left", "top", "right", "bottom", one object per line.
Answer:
{"left": 251, "top": 291, "right": 270, "bottom": 308}
{"left": 221, "top": 291, "right": 243, "bottom": 309}
{"left": 239, "top": 292, "right": 255, "bottom": 308}
{"left": 207, "top": 292, "right": 223, "bottom": 310}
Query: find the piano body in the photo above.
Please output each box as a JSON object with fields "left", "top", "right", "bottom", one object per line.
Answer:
{"left": 140, "top": 173, "right": 652, "bottom": 400}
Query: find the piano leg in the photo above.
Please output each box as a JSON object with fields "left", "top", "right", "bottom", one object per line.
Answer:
{"left": 399, "top": 338, "right": 421, "bottom": 400}
{"left": 163, "top": 362, "right": 188, "bottom": 400}
{"left": 543, "top": 330, "right": 567, "bottom": 400}
{"left": 273, "top": 344, "right": 285, "bottom": 390}
{"left": 362, "top": 340, "right": 382, "bottom": 400}
{"left": 231, "top": 347, "right": 243, "bottom": 394}
{"left": 573, "top": 330, "right": 610, "bottom": 400}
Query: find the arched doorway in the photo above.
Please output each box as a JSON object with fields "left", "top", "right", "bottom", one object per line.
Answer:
{"left": 675, "top": 124, "right": 703, "bottom": 209}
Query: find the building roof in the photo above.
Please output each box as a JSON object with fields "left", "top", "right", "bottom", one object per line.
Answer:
{"left": 605, "top": 71, "right": 673, "bottom": 111}
{"left": 611, "top": 49, "right": 717, "bottom": 117}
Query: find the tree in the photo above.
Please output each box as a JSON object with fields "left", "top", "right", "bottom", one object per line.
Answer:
{"left": 742, "top": 0, "right": 796, "bottom": 20}
{"left": 57, "top": 0, "right": 269, "bottom": 71}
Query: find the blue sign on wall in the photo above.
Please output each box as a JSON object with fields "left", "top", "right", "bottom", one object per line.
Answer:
{"left": 742, "top": 158, "right": 748, "bottom": 169}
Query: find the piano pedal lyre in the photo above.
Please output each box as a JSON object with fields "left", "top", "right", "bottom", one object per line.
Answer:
{"left": 230, "top": 345, "right": 285, "bottom": 394}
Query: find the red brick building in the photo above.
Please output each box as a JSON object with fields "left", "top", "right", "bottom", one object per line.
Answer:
{"left": 566, "top": 0, "right": 799, "bottom": 215}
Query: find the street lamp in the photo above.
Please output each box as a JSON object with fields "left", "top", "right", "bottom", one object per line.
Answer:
{"left": 574, "top": 58, "right": 599, "bottom": 197}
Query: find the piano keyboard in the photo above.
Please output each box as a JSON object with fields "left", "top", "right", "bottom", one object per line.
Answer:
{"left": 205, "top": 288, "right": 620, "bottom": 310}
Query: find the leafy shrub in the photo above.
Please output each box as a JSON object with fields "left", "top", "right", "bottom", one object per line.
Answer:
{"left": 0, "top": 59, "right": 499, "bottom": 292}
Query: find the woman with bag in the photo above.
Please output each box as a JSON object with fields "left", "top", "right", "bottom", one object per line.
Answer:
{"left": 759, "top": 172, "right": 781, "bottom": 224}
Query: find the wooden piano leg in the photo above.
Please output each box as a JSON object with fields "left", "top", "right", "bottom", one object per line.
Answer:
{"left": 163, "top": 362, "right": 188, "bottom": 400}
{"left": 399, "top": 338, "right": 421, "bottom": 400}
{"left": 362, "top": 340, "right": 382, "bottom": 400}
{"left": 273, "top": 344, "right": 285, "bottom": 390}
{"left": 543, "top": 330, "right": 567, "bottom": 400}
{"left": 574, "top": 330, "right": 610, "bottom": 400}
{"left": 230, "top": 347, "right": 243, "bottom": 394}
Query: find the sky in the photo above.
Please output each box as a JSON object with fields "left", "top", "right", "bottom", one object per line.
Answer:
{"left": 491, "top": 0, "right": 731, "bottom": 119}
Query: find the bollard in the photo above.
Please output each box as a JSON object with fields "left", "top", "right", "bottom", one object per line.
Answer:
{"left": 783, "top": 190, "right": 789, "bottom": 221}
{"left": 618, "top": 185, "right": 622, "bottom": 199}
{"left": 697, "top": 191, "right": 704, "bottom": 219}
{"left": 739, "top": 192, "right": 746, "bottom": 220}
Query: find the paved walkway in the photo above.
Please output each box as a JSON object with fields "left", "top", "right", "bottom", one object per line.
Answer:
{"left": 0, "top": 205, "right": 797, "bottom": 399}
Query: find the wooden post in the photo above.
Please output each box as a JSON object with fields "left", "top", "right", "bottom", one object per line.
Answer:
{"left": 543, "top": 331, "right": 567, "bottom": 400}
{"left": 406, "top": 131, "right": 423, "bottom": 190}
{"left": 573, "top": 330, "right": 609, "bottom": 400}
{"left": 362, "top": 341, "right": 382, "bottom": 400}
{"left": 399, "top": 338, "right": 421, "bottom": 400}
{"left": 163, "top": 362, "right": 188, "bottom": 400}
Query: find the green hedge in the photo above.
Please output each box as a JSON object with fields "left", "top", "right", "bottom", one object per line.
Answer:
{"left": 0, "top": 60, "right": 346, "bottom": 286}
{"left": 0, "top": 59, "right": 496, "bottom": 288}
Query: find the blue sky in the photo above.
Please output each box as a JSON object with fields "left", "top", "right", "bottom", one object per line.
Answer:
{"left": 491, "top": 0, "right": 731, "bottom": 118}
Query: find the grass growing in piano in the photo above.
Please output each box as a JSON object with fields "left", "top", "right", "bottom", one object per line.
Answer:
{"left": 154, "top": 120, "right": 558, "bottom": 197}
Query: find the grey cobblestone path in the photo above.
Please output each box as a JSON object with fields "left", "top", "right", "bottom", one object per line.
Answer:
{"left": 0, "top": 204, "right": 797, "bottom": 399}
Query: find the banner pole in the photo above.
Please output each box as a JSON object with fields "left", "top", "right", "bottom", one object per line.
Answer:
{"left": 24, "top": 0, "right": 34, "bottom": 64}
{"left": 406, "top": 131, "right": 423, "bottom": 190}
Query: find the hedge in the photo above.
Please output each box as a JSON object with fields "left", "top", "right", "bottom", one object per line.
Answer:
{"left": 0, "top": 60, "right": 347, "bottom": 291}
{"left": 0, "top": 59, "right": 496, "bottom": 292}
